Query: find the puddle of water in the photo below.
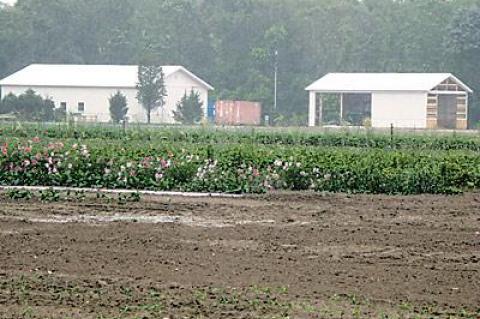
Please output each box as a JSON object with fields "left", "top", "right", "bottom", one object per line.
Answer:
{"left": 0, "top": 214, "right": 277, "bottom": 228}
{"left": 30, "top": 214, "right": 184, "bottom": 224}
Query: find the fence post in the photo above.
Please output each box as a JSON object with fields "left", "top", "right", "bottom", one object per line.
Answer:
{"left": 122, "top": 119, "right": 127, "bottom": 137}
{"left": 390, "top": 123, "right": 394, "bottom": 148}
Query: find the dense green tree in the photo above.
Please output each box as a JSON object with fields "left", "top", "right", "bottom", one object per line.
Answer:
{"left": 109, "top": 91, "right": 129, "bottom": 123}
{"left": 448, "top": 4, "right": 480, "bottom": 125}
{"left": 136, "top": 65, "right": 167, "bottom": 124}
{"left": 0, "top": 93, "right": 18, "bottom": 114}
{"left": 1, "top": 90, "right": 55, "bottom": 121}
{"left": 173, "top": 90, "right": 204, "bottom": 124}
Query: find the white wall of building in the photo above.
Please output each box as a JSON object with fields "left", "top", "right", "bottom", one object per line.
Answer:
{"left": 371, "top": 91, "right": 427, "bottom": 128}
{"left": 1, "top": 69, "right": 209, "bottom": 124}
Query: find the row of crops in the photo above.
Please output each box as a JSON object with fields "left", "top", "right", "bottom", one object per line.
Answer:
{"left": 1, "top": 135, "right": 480, "bottom": 194}
{"left": 2, "top": 123, "right": 480, "bottom": 150}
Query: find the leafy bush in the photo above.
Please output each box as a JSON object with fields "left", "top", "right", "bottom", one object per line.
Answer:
{"left": 0, "top": 90, "right": 55, "bottom": 121}
{"left": 173, "top": 90, "right": 204, "bottom": 125}
{"left": 109, "top": 91, "right": 128, "bottom": 124}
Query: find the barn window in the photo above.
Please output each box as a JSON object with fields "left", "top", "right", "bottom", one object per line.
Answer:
{"left": 60, "top": 102, "right": 67, "bottom": 111}
{"left": 78, "top": 102, "right": 85, "bottom": 113}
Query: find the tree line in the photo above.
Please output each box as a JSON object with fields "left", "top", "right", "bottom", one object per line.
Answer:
{"left": 1, "top": 0, "right": 480, "bottom": 125}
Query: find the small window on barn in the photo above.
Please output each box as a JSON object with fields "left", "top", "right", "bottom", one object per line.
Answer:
{"left": 60, "top": 102, "right": 67, "bottom": 111}
{"left": 78, "top": 102, "right": 85, "bottom": 113}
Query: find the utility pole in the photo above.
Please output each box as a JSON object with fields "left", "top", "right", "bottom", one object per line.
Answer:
{"left": 274, "top": 49, "right": 278, "bottom": 111}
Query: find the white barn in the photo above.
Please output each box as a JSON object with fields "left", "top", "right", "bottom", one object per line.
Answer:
{"left": 306, "top": 73, "right": 473, "bottom": 129}
{"left": 0, "top": 64, "right": 214, "bottom": 123}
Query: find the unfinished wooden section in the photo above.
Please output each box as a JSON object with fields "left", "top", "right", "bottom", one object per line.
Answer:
{"left": 426, "top": 94, "right": 438, "bottom": 129}
{"left": 426, "top": 92, "right": 468, "bottom": 129}
{"left": 432, "top": 78, "right": 466, "bottom": 92}
{"left": 426, "top": 77, "right": 469, "bottom": 129}
{"left": 456, "top": 95, "right": 468, "bottom": 129}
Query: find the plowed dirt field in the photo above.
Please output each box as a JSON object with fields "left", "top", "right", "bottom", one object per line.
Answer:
{"left": 0, "top": 192, "right": 479, "bottom": 318}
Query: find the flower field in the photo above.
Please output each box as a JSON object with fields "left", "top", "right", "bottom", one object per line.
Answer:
{"left": 1, "top": 125, "right": 480, "bottom": 194}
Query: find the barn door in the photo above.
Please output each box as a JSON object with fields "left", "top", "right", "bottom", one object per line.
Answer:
{"left": 437, "top": 95, "right": 457, "bottom": 129}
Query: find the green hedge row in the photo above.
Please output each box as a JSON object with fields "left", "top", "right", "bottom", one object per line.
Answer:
{"left": 1, "top": 124, "right": 480, "bottom": 151}
{"left": 1, "top": 139, "right": 479, "bottom": 194}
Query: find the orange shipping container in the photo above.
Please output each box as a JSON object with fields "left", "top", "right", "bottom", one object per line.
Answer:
{"left": 215, "top": 100, "right": 262, "bottom": 126}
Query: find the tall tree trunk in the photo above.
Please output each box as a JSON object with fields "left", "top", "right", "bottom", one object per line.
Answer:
{"left": 147, "top": 109, "right": 151, "bottom": 124}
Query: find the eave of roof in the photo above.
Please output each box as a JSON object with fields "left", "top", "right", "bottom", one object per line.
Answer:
{"left": 305, "top": 73, "right": 473, "bottom": 93}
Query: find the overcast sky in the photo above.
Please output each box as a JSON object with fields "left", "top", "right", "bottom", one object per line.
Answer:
{"left": 1, "top": 0, "right": 16, "bottom": 5}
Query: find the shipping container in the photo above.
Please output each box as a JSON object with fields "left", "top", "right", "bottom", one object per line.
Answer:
{"left": 215, "top": 100, "right": 262, "bottom": 126}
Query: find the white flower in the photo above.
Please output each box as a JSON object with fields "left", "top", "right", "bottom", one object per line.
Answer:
{"left": 274, "top": 160, "right": 283, "bottom": 167}
{"left": 67, "top": 163, "right": 73, "bottom": 169}
{"left": 126, "top": 162, "right": 132, "bottom": 168}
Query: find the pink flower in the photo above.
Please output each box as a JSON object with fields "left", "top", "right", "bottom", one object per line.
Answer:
{"left": 32, "top": 137, "right": 41, "bottom": 143}
{"left": 141, "top": 157, "right": 152, "bottom": 168}
{"left": 160, "top": 159, "right": 170, "bottom": 169}
{"left": 155, "top": 172, "right": 163, "bottom": 181}
{"left": 1, "top": 143, "right": 7, "bottom": 156}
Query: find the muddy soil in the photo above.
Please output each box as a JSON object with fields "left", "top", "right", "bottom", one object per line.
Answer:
{"left": 0, "top": 192, "right": 479, "bottom": 318}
